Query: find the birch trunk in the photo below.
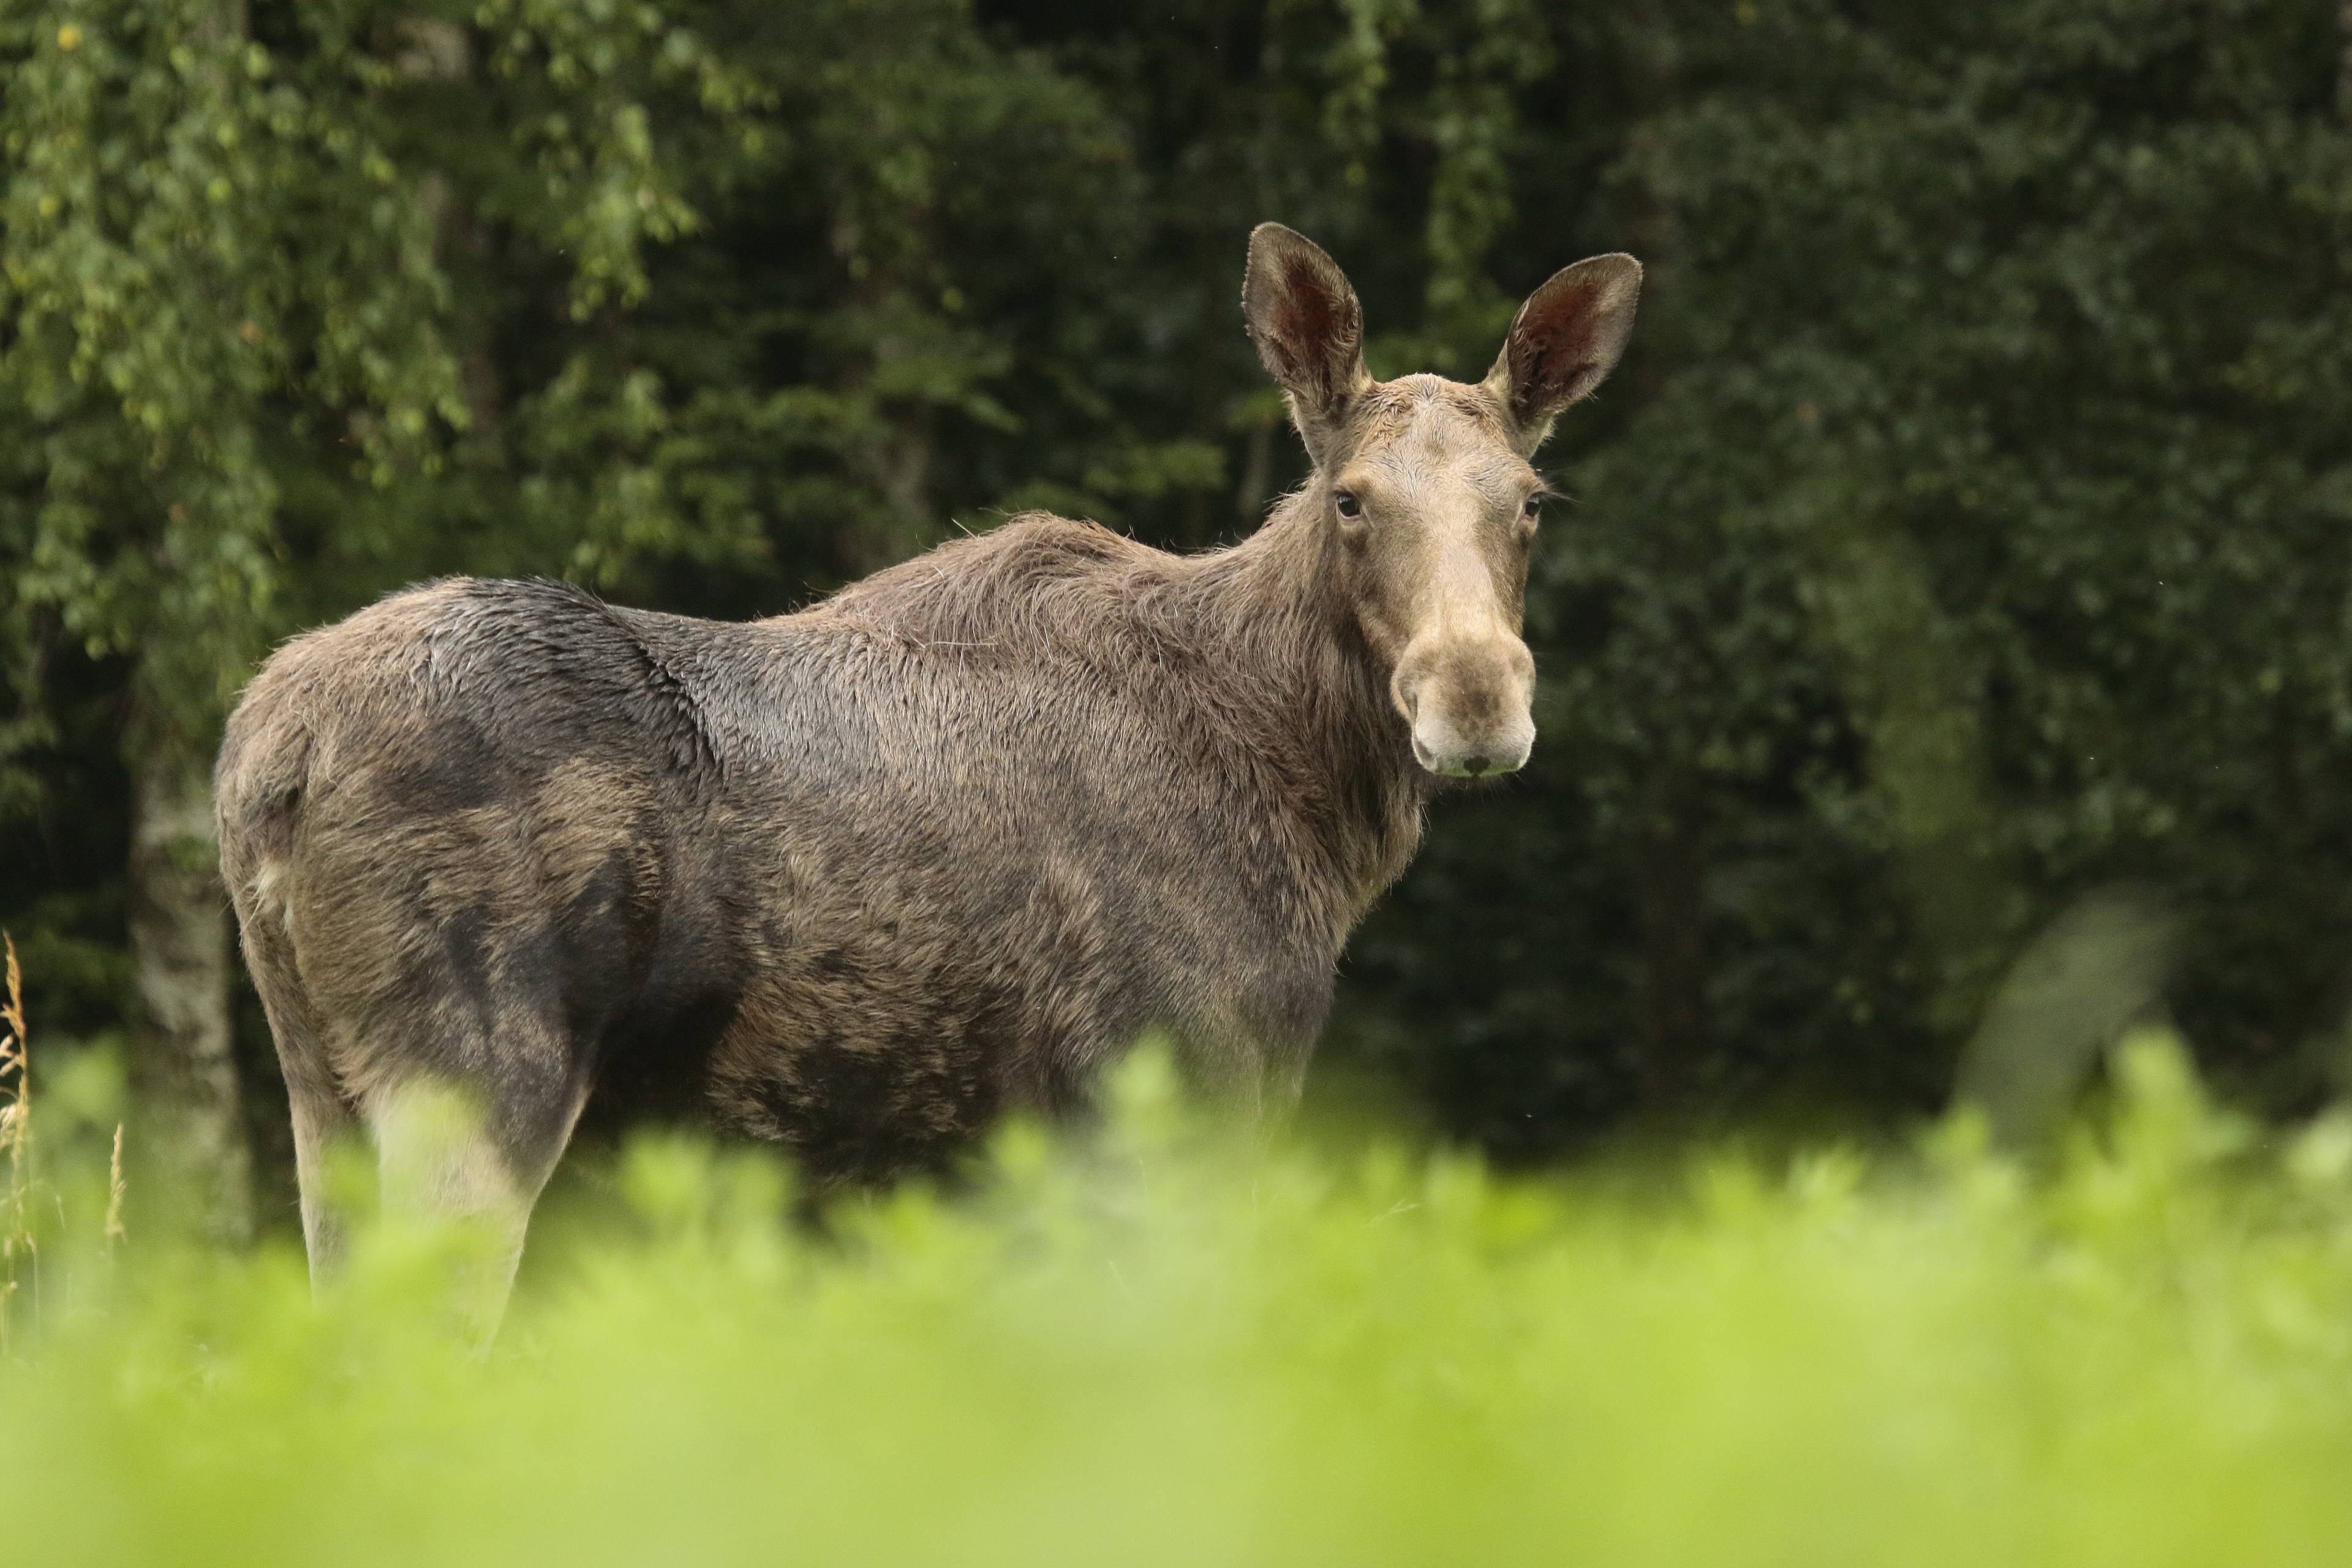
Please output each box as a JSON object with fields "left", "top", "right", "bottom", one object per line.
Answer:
{"left": 124, "top": 705, "right": 251, "bottom": 1245}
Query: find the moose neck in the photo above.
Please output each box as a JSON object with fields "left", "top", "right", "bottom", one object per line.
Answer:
{"left": 1186, "top": 486, "right": 1433, "bottom": 934}
{"left": 805, "top": 489, "right": 1433, "bottom": 947}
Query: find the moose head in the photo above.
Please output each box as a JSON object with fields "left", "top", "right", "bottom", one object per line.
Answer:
{"left": 1243, "top": 224, "right": 1641, "bottom": 778}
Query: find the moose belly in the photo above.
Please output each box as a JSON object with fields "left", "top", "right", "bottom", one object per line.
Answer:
{"left": 685, "top": 829, "right": 1323, "bottom": 1185}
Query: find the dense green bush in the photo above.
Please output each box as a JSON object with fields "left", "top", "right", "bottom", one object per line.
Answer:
{"left": 9, "top": 2, "right": 2352, "bottom": 1211}
{"left": 7, "top": 1037, "right": 2352, "bottom": 1566}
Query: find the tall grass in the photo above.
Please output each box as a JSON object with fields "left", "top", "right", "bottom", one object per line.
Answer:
{"left": 1, "top": 933, "right": 31, "bottom": 1349}
{"left": 4, "top": 1025, "right": 2352, "bottom": 1564}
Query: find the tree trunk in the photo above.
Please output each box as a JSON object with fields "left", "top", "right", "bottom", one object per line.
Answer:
{"left": 1622, "top": 0, "right": 1710, "bottom": 1110}
{"left": 1635, "top": 781, "right": 1709, "bottom": 1109}
{"left": 124, "top": 708, "right": 251, "bottom": 1246}
{"left": 2339, "top": 1, "right": 2351, "bottom": 120}
{"left": 391, "top": 17, "right": 502, "bottom": 432}
{"left": 1234, "top": 417, "right": 1275, "bottom": 526}
{"left": 830, "top": 211, "right": 939, "bottom": 573}
{"left": 851, "top": 401, "right": 935, "bottom": 570}
{"left": 1794, "top": 482, "right": 2015, "bottom": 1037}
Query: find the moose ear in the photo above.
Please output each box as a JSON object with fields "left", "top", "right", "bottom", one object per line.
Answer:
{"left": 1243, "top": 224, "right": 1372, "bottom": 461}
{"left": 1482, "top": 254, "right": 1642, "bottom": 451}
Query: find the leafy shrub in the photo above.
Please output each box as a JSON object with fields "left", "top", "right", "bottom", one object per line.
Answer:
{"left": 4, "top": 1038, "right": 2352, "bottom": 1566}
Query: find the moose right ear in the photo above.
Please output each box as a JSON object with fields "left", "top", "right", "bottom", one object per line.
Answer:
{"left": 1243, "top": 224, "right": 1372, "bottom": 461}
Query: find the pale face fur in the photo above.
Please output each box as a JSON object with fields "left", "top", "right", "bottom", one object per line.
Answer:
{"left": 1242, "top": 224, "right": 1642, "bottom": 778}
{"left": 1326, "top": 376, "right": 1542, "bottom": 776}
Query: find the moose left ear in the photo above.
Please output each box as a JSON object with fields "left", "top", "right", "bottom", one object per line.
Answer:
{"left": 1482, "top": 254, "right": 1643, "bottom": 451}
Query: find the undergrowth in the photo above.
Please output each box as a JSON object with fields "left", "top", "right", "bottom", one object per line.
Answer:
{"left": 6, "top": 1022, "right": 2352, "bottom": 1566}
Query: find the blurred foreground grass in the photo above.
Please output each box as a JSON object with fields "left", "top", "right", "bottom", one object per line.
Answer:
{"left": 7, "top": 1037, "right": 2352, "bottom": 1566}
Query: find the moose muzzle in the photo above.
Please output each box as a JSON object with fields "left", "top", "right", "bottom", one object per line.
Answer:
{"left": 1392, "top": 634, "right": 1537, "bottom": 779}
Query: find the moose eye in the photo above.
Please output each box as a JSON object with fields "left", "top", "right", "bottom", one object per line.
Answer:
{"left": 1333, "top": 490, "right": 1363, "bottom": 520}
{"left": 1521, "top": 492, "right": 1545, "bottom": 521}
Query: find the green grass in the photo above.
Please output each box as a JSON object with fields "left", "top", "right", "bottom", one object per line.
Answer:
{"left": 6, "top": 1036, "right": 2352, "bottom": 1566}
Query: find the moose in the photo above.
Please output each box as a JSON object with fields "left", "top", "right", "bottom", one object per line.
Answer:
{"left": 217, "top": 224, "right": 1642, "bottom": 1324}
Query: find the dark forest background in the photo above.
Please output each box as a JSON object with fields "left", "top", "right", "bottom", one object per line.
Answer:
{"left": 6, "top": 0, "right": 2352, "bottom": 1237}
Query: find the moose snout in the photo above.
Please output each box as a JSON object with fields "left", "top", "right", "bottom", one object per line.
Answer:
{"left": 1392, "top": 636, "right": 1537, "bottom": 779}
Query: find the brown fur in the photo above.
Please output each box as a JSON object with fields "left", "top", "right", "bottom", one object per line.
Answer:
{"left": 215, "top": 225, "right": 1640, "bottom": 1318}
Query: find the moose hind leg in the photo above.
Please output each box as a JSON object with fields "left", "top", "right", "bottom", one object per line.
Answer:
{"left": 223, "top": 887, "right": 366, "bottom": 1291}
{"left": 287, "top": 1080, "right": 362, "bottom": 1284}
{"left": 366, "top": 1045, "right": 592, "bottom": 1341}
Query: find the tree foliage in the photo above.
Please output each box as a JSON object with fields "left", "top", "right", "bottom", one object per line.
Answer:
{"left": 1338, "top": 0, "right": 2352, "bottom": 1147}
{"left": 2, "top": 0, "right": 2348, "bottom": 1177}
